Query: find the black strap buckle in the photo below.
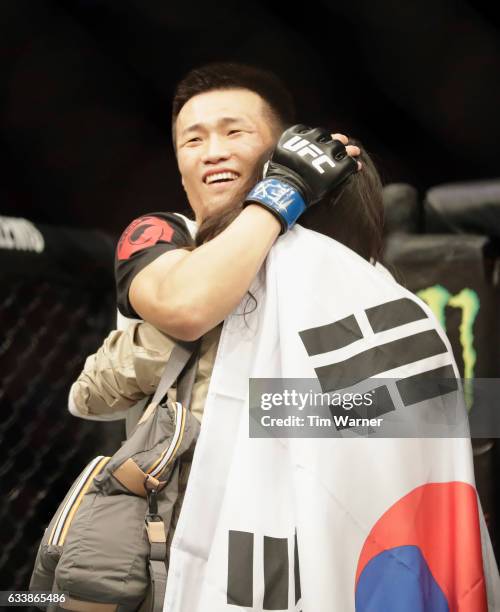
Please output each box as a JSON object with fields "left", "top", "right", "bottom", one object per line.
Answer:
{"left": 144, "top": 476, "right": 161, "bottom": 521}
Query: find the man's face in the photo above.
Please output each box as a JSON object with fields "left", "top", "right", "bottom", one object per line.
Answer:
{"left": 175, "top": 88, "right": 277, "bottom": 224}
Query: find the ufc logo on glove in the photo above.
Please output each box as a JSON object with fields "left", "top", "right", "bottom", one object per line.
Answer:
{"left": 244, "top": 124, "right": 358, "bottom": 235}
{"left": 282, "top": 135, "right": 336, "bottom": 174}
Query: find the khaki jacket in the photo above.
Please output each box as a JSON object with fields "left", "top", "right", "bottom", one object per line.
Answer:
{"left": 70, "top": 322, "right": 222, "bottom": 424}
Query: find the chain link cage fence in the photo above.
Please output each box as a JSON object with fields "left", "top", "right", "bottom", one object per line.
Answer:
{"left": 0, "top": 216, "right": 124, "bottom": 596}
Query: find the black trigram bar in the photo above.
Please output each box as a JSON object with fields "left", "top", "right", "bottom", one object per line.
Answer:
{"left": 263, "top": 536, "right": 289, "bottom": 610}
{"left": 299, "top": 314, "right": 362, "bottom": 356}
{"left": 294, "top": 531, "right": 301, "bottom": 605}
{"left": 227, "top": 530, "right": 253, "bottom": 607}
{"left": 228, "top": 531, "right": 301, "bottom": 609}
{"left": 316, "top": 329, "right": 447, "bottom": 392}
{"left": 396, "top": 364, "right": 458, "bottom": 406}
{"left": 365, "top": 298, "right": 428, "bottom": 333}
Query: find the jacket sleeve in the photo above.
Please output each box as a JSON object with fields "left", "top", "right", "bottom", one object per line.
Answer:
{"left": 69, "top": 322, "right": 176, "bottom": 419}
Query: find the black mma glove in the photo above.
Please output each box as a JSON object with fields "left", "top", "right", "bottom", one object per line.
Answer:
{"left": 244, "top": 124, "right": 358, "bottom": 235}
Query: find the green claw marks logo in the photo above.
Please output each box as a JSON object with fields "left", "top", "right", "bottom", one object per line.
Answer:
{"left": 417, "top": 285, "right": 480, "bottom": 410}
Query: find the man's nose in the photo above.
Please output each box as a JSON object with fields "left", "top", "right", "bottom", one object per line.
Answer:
{"left": 201, "top": 135, "right": 231, "bottom": 164}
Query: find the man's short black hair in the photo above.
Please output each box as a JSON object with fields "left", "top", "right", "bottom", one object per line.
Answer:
{"left": 172, "top": 62, "right": 295, "bottom": 145}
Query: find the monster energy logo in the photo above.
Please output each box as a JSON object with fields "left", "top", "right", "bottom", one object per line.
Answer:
{"left": 417, "top": 285, "right": 480, "bottom": 410}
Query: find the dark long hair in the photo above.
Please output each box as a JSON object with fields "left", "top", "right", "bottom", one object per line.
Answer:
{"left": 299, "top": 139, "right": 384, "bottom": 262}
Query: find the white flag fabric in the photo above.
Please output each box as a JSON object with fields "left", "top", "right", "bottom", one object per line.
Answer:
{"left": 164, "top": 224, "right": 500, "bottom": 611}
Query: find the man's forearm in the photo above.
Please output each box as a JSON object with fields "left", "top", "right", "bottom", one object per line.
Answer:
{"left": 156, "top": 204, "right": 281, "bottom": 337}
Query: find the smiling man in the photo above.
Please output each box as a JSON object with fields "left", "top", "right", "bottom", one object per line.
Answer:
{"left": 115, "top": 62, "right": 360, "bottom": 342}
{"left": 74, "top": 62, "right": 360, "bottom": 428}
{"left": 67, "top": 62, "right": 362, "bottom": 608}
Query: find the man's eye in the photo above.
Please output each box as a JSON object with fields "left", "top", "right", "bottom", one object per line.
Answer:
{"left": 186, "top": 137, "right": 201, "bottom": 144}
{"left": 228, "top": 130, "right": 242, "bottom": 135}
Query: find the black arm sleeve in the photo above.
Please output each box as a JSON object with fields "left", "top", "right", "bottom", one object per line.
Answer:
{"left": 115, "top": 212, "right": 194, "bottom": 318}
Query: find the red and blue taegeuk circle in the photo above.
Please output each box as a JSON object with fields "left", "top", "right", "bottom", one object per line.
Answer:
{"left": 355, "top": 482, "right": 487, "bottom": 611}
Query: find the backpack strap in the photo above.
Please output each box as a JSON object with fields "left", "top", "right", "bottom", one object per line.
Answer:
{"left": 125, "top": 338, "right": 200, "bottom": 438}
{"left": 151, "top": 338, "right": 200, "bottom": 408}
{"left": 175, "top": 343, "right": 200, "bottom": 408}
{"left": 145, "top": 489, "right": 169, "bottom": 612}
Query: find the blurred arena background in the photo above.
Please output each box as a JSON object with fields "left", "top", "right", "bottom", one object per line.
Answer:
{"left": 1, "top": 0, "right": 499, "bottom": 594}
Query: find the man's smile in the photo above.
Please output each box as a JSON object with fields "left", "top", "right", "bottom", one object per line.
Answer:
{"left": 203, "top": 169, "right": 240, "bottom": 185}
{"left": 203, "top": 171, "right": 242, "bottom": 192}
